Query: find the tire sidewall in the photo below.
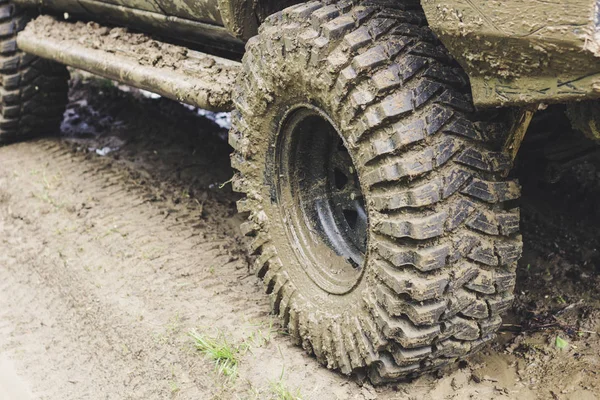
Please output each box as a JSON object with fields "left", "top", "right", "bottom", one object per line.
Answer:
{"left": 241, "top": 55, "right": 373, "bottom": 315}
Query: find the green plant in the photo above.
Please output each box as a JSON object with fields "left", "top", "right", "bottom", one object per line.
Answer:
{"left": 270, "top": 380, "right": 302, "bottom": 400}
{"left": 189, "top": 330, "right": 247, "bottom": 378}
{"left": 556, "top": 336, "right": 569, "bottom": 350}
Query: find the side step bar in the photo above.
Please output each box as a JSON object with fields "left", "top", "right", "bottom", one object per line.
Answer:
{"left": 17, "top": 16, "right": 240, "bottom": 112}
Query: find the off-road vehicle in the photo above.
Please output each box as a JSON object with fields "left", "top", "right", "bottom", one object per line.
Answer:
{"left": 2, "top": 0, "right": 599, "bottom": 383}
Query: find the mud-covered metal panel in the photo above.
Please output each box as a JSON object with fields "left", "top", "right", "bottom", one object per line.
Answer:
{"left": 14, "top": 0, "right": 244, "bottom": 54}
{"left": 218, "top": 0, "right": 303, "bottom": 39}
{"left": 217, "top": 0, "right": 257, "bottom": 40}
{"left": 85, "top": 0, "right": 164, "bottom": 13}
{"left": 153, "top": 0, "right": 223, "bottom": 26}
{"left": 13, "top": 0, "right": 88, "bottom": 13}
{"left": 422, "top": 0, "right": 600, "bottom": 107}
{"left": 79, "top": 0, "right": 242, "bottom": 50}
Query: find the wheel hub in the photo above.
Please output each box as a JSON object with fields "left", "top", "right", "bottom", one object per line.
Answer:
{"left": 276, "top": 105, "right": 368, "bottom": 294}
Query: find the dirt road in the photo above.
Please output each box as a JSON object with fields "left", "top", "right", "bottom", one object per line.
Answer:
{"left": 1, "top": 77, "right": 599, "bottom": 399}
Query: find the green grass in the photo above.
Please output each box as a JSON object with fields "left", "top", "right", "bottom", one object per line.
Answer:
{"left": 189, "top": 330, "right": 247, "bottom": 378}
{"left": 270, "top": 380, "right": 302, "bottom": 400}
{"left": 246, "top": 319, "right": 278, "bottom": 348}
{"left": 168, "top": 380, "right": 180, "bottom": 394}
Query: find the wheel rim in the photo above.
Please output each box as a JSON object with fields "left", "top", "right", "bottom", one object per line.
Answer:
{"left": 276, "top": 105, "right": 368, "bottom": 294}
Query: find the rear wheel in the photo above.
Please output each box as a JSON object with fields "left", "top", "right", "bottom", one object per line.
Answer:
{"left": 0, "top": 2, "right": 69, "bottom": 144}
{"left": 230, "top": 1, "right": 522, "bottom": 382}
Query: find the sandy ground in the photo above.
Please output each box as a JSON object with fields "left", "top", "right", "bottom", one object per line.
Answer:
{"left": 0, "top": 76, "right": 599, "bottom": 400}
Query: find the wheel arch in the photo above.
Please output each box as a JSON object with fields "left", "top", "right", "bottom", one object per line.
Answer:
{"left": 421, "top": 0, "right": 600, "bottom": 107}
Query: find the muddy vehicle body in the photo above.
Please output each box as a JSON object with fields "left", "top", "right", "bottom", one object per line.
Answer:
{"left": 3, "top": 0, "right": 600, "bottom": 383}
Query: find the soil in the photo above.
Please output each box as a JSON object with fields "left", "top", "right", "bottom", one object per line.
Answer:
{"left": 0, "top": 75, "right": 599, "bottom": 399}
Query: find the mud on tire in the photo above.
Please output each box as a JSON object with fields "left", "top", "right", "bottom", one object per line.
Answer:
{"left": 230, "top": 0, "right": 522, "bottom": 382}
{"left": 0, "top": 1, "right": 69, "bottom": 144}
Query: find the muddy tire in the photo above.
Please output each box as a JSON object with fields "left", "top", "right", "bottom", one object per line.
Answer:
{"left": 230, "top": 1, "right": 522, "bottom": 382}
{"left": 0, "top": 2, "right": 69, "bottom": 144}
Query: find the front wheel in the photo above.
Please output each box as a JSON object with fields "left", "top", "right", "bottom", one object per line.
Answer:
{"left": 230, "top": 1, "right": 522, "bottom": 382}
